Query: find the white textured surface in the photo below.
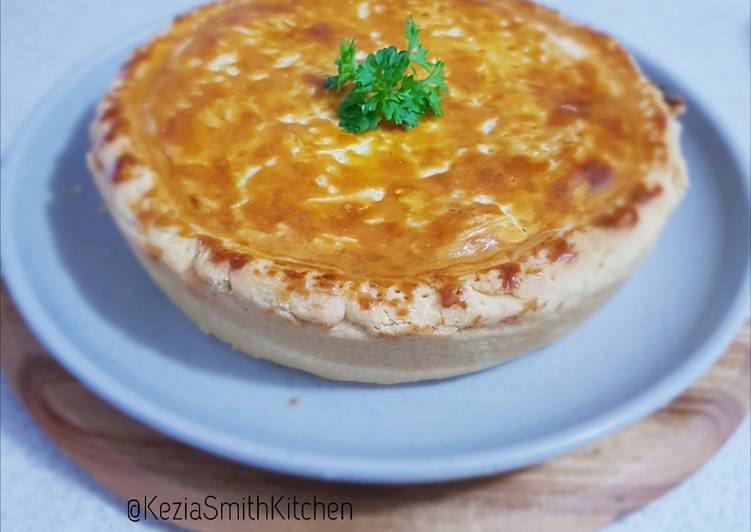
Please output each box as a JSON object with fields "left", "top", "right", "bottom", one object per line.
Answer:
{"left": 1, "top": 1, "right": 749, "bottom": 530}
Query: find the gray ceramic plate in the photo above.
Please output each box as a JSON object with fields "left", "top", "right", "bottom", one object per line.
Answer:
{"left": 1, "top": 26, "right": 749, "bottom": 483}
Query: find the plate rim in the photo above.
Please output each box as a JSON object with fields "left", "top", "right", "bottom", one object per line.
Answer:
{"left": 1, "top": 20, "right": 750, "bottom": 484}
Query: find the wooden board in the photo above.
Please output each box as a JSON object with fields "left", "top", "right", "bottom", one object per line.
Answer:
{"left": 1, "top": 286, "right": 749, "bottom": 531}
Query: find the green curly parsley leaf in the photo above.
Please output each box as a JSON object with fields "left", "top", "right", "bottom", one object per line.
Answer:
{"left": 325, "top": 16, "right": 448, "bottom": 133}
{"left": 324, "top": 38, "right": 357, "bottom": 91}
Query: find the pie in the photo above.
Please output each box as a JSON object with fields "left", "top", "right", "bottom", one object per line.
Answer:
{"left": 88, "top": 0, "right": 688, "bottom": 383}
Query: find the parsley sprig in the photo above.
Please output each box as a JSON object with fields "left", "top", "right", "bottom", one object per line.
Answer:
{"left": 325, "top": 17, "right": 448, "bottom": 133}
